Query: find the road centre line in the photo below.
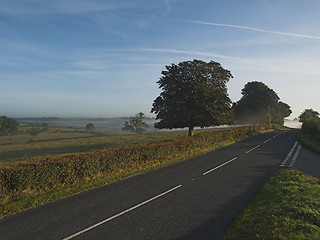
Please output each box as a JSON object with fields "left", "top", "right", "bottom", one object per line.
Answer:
{"left": 62, "top": 184, "right": 183, "bottom": 240}
{"left": 63, "top": 131, "right": 283, "bottom": 239}
{"left": 263, "top": 137, "right": 272, "bottom": 144}
{"left": 203, "top": 132, "right": 280, "bottom": 176}
{"left": 203, "top": 157, "right": 237, "bottom": 176}
{"left": 245, "top": 145, "right": 261, "bottom": 154}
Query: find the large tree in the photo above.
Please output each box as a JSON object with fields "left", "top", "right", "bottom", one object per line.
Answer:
{"left": 151, "top": 59, "right": 233, "bottom": 136}
{"left": 233, "top": 81, "right": 291, "bottom": 125}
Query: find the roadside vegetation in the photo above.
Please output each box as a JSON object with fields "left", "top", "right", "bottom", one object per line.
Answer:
{"left": 0, "top": 124, "right": 276, "bottom": 218}
{"left": 297, "top": 108, "right": 320, "bottom": 154}
{"left": 222, "top": 168, "right": 320, "bottom": 240}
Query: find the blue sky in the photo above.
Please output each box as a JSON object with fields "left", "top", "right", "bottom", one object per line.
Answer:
{"left": 1, "top": 0, "right": 320, "bottom": 119}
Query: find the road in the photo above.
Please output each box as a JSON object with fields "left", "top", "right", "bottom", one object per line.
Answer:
{"left": 0, "top": 130, "right": 299, "bottom": 240}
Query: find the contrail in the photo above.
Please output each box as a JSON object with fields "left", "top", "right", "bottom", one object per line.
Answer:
{"left": 187, "top": 20, "right": 320, "bottom": 40}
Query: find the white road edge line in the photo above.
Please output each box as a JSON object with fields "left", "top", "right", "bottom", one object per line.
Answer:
{"left": 203, "top": 157, "right": 237, "bottom": 176}
{"left": 280, "top": 141, "right": 298, "bottom": 167}
{"left": 289, "top": 145, "right": 301, "bottom": 168}
{"left": 245, "top": 145, "right": 261, "bottom": 154}
{"left": 62, "top": 184, "right": 183, "bottom": 240}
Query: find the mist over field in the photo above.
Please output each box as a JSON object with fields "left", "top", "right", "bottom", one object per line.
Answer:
{"left": 16, "top": 117, "right": 157, "bottom": 131}
{"left": 284, "top": 119, "right": 302, "bottom": 129}
{"left": 16, "top": 117, "right": 303, "bottom": 132}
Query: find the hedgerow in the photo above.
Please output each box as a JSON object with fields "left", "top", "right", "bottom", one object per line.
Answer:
{"left": 0, "top": 125, "right": 275, "bottom": 195}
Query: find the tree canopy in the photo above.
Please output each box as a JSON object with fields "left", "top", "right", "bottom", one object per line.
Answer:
{"left": 0, "top": 116, "right": 19, "bottom": 135}
{"left": 86, "top": 123, "right": 95, "bottom": 131}
{"left": 299, "top": 109, "right": 319, "bottom": 123}
{"left": 151, "top": 59, "right": 233, "bottom": 136}
{"left": 299, "top": 109, "right": 320, "bottom": 140}
{"left": 233, "top": 81, "right": 291, "bottom": 125}
{"left": 27, "top": 124, "right": 49, "bottom": 140}
{"left": 122, "top": 112, "right": 149, "bottom": 134}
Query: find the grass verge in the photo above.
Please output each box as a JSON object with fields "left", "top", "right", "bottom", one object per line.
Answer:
{"left": 221, "top": 168, "right": 320, "bottom": 240}
{"left": 297, "top": 133, "right": 320, "bottom": 155}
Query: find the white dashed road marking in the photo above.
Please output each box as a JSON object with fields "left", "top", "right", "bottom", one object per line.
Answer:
{"left": 63, "top": 185, "right": 182, "bottom": 240}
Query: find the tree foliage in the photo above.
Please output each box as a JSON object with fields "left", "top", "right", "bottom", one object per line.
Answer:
{"left": 27, "top": 124, "right": 49, "bottom": 140}
{"left": 86, "top": 123, "right": 95, "bottom": 131}
{"left": 0, "top": 116, "right": 19, "bottom": 135}
{"left": 233, "top": 81, "right": 291, "bottom": 125}
{"left": 299, "top": 109, "right": 319, "bottom": 123}
{"left": 151, "top": 59, "right": 233, "bottom": 136}
{"left": 27, "top": 126, "right": 43, "bottom": 138}
{"left": 122, "top": 112, "right": 149, "bottom": 134}
{"left": 299, "top": 109, "right": 320, "bottom": 140}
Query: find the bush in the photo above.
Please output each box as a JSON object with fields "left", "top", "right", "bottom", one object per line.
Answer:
{"left": 302, "top": 117, "right": 320, "bottom": 140}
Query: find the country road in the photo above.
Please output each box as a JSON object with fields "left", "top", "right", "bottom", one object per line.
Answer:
{"left": 0, "top": 130, "right": 299, "bottom": 240}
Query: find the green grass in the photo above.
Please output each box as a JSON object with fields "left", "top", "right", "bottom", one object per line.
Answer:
{"left": 297, "top": 133, "right": 320, "bottom": 155}
{"left": 222, "top": 168, "right": 320, "bottom": 240}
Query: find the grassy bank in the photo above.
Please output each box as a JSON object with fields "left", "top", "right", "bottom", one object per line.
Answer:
{"left": 0, "top": 125, "right": 276, "bottom": 218}
{"left": 222, "top": 169, "right": 320, "bottom": 240}
{"left": 297, "top": 133, "right": 320, "bottom": 155}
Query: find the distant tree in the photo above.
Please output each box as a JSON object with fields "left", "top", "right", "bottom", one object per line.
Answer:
{"left": 299, "top": 109, "right": 319, "bottom": 122}
{"left": 86, "top": 123, "right": 95, "bottom": 131}
{"left": 233, "top": 81, "right": 291, "bottom": 125}
{"left": 41, "top": 123, "right": 49, "bottom": 132}
{"left": 27, "top": 125, "right": 43, "bottom": 140}
{"left": 122, "top": 112, "right": 149, "bottom": 134}
{"left": 0, "top": 116, "right": 19, "bottom": 135}
{"left": 27, "top": 124, "right": 49, "bottom": 140}
{"left": 151, "top": 59, "right": 233, "bottom": 136}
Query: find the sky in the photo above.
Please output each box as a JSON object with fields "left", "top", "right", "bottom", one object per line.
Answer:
{"left": 1, "top": 0, "right": 320, "bottom": 119}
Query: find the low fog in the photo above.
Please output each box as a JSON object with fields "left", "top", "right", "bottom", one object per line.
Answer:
{"left": 284, "top": 119, "right": 302, "bottom": 129}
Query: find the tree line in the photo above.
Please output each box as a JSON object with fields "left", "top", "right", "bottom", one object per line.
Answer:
{"left": 299, "top": 109, "right": 320, "bottom": 140}
{"left": 2, "top": 59, "right": 314, "bottom": 137}
{"left": 147, "top": 59, "right": 292, "bottom": 136}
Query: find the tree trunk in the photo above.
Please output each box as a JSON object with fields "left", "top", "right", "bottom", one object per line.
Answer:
{"left": 188, "top": 126, "right": 194, "bottom": 137}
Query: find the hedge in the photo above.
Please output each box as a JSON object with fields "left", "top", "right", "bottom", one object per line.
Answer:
{"left": 0, "top": 125, "right": 275, "bottom": 194}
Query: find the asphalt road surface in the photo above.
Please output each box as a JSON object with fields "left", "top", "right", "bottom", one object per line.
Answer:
{"left": 0, "top": 130, "right": 300, "bottom": 240}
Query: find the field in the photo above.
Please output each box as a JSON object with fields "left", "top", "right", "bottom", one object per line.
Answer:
{"left": 0, "top": 126, "right": 186, "bottom": 166}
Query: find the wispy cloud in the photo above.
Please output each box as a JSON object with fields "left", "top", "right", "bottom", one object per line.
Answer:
{"left": 121, "top": 47, "right": 239, "bottom": 60}
{"left": 0, "top": 0, "right": 135, "bottom": 15}
{"left": 184, "top": 20, "right": 320, "bottom": 40}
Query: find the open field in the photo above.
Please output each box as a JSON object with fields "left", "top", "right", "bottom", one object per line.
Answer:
{"left": 222, "top": 168, "right": 320, "bottom": 240}
{"left": 0, "top": 126, "right": 187, "bottom": 166}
